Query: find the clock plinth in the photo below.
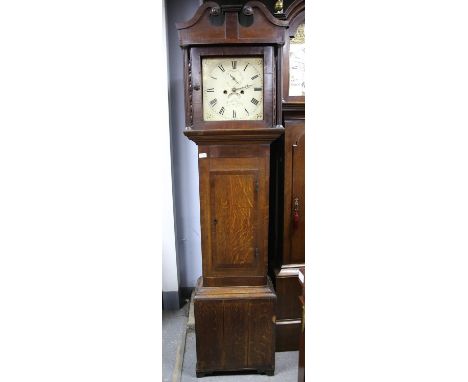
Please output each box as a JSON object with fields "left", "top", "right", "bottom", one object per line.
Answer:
{"left": 194, "top": 277, "right": 276, "bottom": 376}
{"left": 177, "top": 2, "right": 287, "bottom": 376}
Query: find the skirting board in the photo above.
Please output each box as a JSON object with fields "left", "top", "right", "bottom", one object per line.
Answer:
{"left": 162, "top": 291, "right": 181, "bottom": 311}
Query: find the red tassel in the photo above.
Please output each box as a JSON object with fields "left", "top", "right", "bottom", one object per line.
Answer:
{"left": 293, "top": 210, "right": 299, "bottom": 229}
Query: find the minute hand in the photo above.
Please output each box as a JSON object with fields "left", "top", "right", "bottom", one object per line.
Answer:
{"left": 232, "top": 84, "right": 253, "bottom": 92}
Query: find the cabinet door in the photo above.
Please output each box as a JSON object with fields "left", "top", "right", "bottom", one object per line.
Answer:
{"left": 199, "top": 145, "right": 270, "bottom": 287}
{"left": 284, "top": 120, "right": 305, "bottom": 264}
{"left": 210, "top": 169, "right": 259, "bottom": 270}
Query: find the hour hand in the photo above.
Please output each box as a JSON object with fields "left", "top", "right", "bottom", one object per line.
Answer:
{"left": 229, "top": 74, "right": 240, "bottom": 84}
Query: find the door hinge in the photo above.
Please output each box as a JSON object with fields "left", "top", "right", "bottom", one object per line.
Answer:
{"left": 255, "top": 180, "right": 259, "bottom": 192}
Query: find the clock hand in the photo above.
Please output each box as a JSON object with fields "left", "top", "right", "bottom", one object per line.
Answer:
{"left": 229, "top": 74, "right": 240, "bottom": 84}
{"left": 232, "top": 84, "right": 253, "bottom": 92}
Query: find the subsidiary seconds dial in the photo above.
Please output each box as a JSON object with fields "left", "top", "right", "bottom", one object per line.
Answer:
{"left": 202, "top": 57, "right": 264, "bottom": 121}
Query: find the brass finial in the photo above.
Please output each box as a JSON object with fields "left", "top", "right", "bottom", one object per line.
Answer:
{"left": 274, "top": 0, "right": 284, "bottom": 14}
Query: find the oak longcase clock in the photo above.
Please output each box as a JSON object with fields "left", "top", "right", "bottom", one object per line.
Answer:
{"left": 177, "top": 2, "right": 287, "bottom": 377}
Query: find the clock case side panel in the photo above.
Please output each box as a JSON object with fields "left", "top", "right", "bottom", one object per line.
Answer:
{"left": 282, "top": 2, "right": 305, "bottom": 104}
{"left": 267, "top": 132, "right": 285, "bottom": 277}
{"left": 190, "top": 45, "right": 276, "bottom": 130}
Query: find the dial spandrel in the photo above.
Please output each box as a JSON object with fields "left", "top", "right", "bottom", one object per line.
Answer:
{"left": 202, "top": 57, "right": 264, "bottom": 121}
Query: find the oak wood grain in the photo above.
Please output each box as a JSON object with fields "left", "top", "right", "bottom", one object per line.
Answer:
{"left": 194, "top": 300, "right": 224, "bottom": 371}
{"left": 194, "top": 277, "right": 276, "bottom": 375}
{"left": 248, "top": 300, "right": 275, "bottom": 368}
{"left": 198, "top": 145, "right": 271, "bottom": 287}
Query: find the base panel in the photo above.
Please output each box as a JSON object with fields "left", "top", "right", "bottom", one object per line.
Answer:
{"left": 273, "top": 265, "right": 303, "bottom": 351}
{"left": 275, "top": 320, "right": 301, "bottom": 351}
{"left": 194, "top": 277, "right": 276, "bottom": 375}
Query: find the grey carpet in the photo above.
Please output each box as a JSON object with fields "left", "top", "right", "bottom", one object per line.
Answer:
{"left": 181, "top": 330, "right": 298, "bottom": 381}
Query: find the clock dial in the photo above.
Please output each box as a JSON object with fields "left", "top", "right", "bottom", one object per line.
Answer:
{"left": 289, "top": 23, "right": 305, "bottom": 97}
{"left": 202, "top": 57, "right": 264, "bottom": 121}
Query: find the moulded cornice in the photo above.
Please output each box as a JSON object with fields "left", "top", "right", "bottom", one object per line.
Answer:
{"left": 176, "top": 1, "right": 288, "bottom": 47}
{"left": 243, "top": 1, "right": 289, "bottom": 27}
{"left": 284, "top": 0, "right": 305, "bottom": 21}
{"left": 175, "top": 1, "right": 218, "bottom": 30}
{"left": 184, "top": 127, "right": 284, "bottom": 145}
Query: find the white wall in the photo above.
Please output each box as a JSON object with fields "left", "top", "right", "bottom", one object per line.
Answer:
{"left": 161, "top": 0, "right": 179, "bottom": 293}
{"left": 165, "top": 0, "right": 203, "bottom": 288}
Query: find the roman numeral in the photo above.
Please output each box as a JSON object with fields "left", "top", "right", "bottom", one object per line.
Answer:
{"left": 244, "top": 108, "right": 249, "bottom": 115}
{"left": 232, "top": 61, "right": 237, "bottom": 69}
{"left": 206, "top": 88, "right": 214, "bottom": 92}
{"left": 251, "top": 74, "right": 259, "bottom": 80}
{"left": 244, "top": 63, "right": 249, "bottom": 71}
{"left": 254, "top": 87, "right": 262, "bottom": 91}
{"left": 210, "top": 76, "right": 217, "bottom": 80}
{"left": 251, "top": 98, "right": 259, "bottom": 106}
{"left": 209, "top": 98, "right": 217, "bottom": 107}
{"left": 219, "top": 107, "right": 225, "bottom": 115}
{"left": 232, "top": 110, "right": 236, "bottom": 119}
{"left": 218, "top": 64, "right": 225, "bottom": 72}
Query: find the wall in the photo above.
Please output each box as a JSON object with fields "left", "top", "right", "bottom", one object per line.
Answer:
{"left": 165, "top": 0, "right": 203, "bottom": 289}
{"left": 162, "top": 0, "right": 180, "bottom": 310}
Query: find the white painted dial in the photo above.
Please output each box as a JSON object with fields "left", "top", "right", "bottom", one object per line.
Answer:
{"left": 289, "top": 23, "right": 305, "bottom": 97}
{"left": 202, "top": 57, "right": 264, "bottom": 121}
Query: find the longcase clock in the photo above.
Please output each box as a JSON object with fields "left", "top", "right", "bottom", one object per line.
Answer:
{"left": 270, "top": 0, "right": 306, "bottom": 352}
{"left": 176, "top": 1, "right": 287, "bottom": 377}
